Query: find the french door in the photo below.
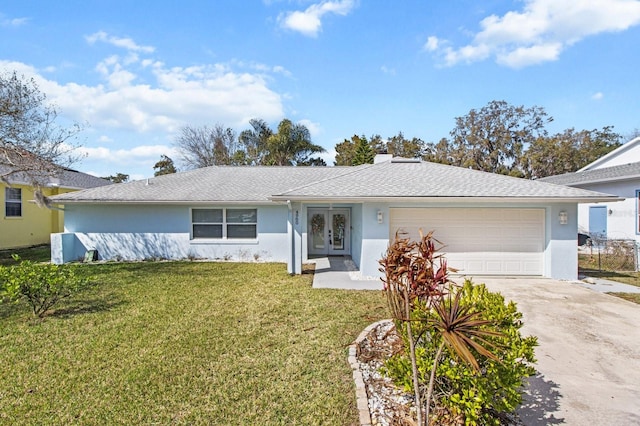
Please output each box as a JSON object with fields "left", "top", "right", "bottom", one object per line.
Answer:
{"left": 308, "top": 209, "right": 350, "bottom": 256}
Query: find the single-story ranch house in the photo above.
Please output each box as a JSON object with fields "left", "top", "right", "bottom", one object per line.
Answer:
{"left": 49, "top": 156, "right": 620, "bottom": 280}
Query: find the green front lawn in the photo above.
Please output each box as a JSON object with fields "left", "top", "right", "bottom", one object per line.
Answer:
{"left": 608, "top": 292, "right": 640, "bottom": 304}
{"left": 0, "top": 244, "right": 51, "bottom": 265}
{"left": 0, "top": 261, "right": 386, "bottom": 425}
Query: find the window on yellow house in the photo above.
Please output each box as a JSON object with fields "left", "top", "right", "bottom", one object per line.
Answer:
{"left": 5, "top": 187, "right": 22, "bottom": 217}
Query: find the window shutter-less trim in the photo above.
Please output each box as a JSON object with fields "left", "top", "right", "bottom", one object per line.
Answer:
{"left": 191, "top": 208, "right": 257, "bottom": 239}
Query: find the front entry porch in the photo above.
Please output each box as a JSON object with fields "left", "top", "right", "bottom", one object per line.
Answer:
{"left": 310, "top": 256, "right": 381, "bottom": 290}
{"left": 308, "top": 208, "right": 351, "bottom": 256}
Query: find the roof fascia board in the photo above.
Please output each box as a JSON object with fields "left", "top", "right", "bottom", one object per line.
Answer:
{"left": 558, "top": 174, "right": 640, "bottom": 187}
{"left": 268, "top": 196, "right": 623, "bottom": 204}
{"left": 579, "top": 137, "right": 640, "bottom": 171}
{"left": 48, "top": 200, "right": 281, "bottom": 206}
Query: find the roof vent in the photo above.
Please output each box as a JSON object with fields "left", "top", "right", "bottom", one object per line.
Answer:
{"left": 390, "top": 157, "right": 421, "bottom": 163}
{"left": 374, "top": 154, "right": 393, "bottom": 164}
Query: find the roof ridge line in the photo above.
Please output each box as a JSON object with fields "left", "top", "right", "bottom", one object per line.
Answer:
{"left": 273, "top": 163, "right": 378, "bottom": 196}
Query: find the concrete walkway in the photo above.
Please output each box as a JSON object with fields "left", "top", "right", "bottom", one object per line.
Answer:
{"left": 310, "top": 256, "right": 382, "bottom": 290}
{"left": 575, "top": 275, "right": 640, "bottom": 294}
{"left": 480, "top": 277, "right": 640, "bottom": 425}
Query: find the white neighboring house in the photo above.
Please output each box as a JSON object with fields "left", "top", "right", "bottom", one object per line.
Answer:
{"left": 49, "top": 156, "right": 620, "bottom": 281}
{"left": 540, "top": 137, "right": 640, "bottom": 243}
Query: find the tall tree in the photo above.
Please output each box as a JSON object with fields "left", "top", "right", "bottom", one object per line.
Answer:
{"left": 153, "top": 154, "right": 177, "bottom": 176}
{"left": 238, "top": 118, "right": 273, "bottom": 166}
{"left": 334, "top": 134, "right": 372, "bottom": 166}
{"left": 524, "top": 127, "right": 621, "bottom": 178}
{"left": 352, "top": 135, "right": 375, "bottom": 165}
{"left": 263, "top": 119, "right": 325, "bottom": 166}
{"left": 334, "top": 137, "right": 357, "bottom": 166}
{"left": 102, "top": 173, "right": 129, "bottom": 183}
{"left": 386, "top": 132, "right": 425, "bottom": 158}
{"left": 369, "top": 134, "right": 386, "bottom": 154}
{"left": 174, "top": 124, "right": 240, "bottom": 169}
{"left": 449, "top": 100, "right": 551, "bottom": 176}
{"left": 0, "top": 71, "right": 84, "bottom": 193}
{"left": 423, "top": 137, "right": 453, "bottom": 165}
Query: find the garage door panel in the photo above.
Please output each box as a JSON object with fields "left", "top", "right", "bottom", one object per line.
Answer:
{"left": 390, "top": 208, "right": 544, "bottom": 276}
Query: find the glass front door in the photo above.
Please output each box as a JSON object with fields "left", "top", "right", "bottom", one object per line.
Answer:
{"left": 308, "top": 209, "right": 350, "bottom": 256}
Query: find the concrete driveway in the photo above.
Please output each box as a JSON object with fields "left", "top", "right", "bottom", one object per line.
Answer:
{"left": 480, "top": 278, "right": 640, "bottom": 425}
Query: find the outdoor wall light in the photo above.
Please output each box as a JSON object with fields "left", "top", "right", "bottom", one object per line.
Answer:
{"left": 377, "top": 210, "right": 384, "bottom": 224}
{"left": 559, "top": 211, "right": 568, "bottom": 225}
{"left": 608, "top": 209, "right": 613, "bottom": 216}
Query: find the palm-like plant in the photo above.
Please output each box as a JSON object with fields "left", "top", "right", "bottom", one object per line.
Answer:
{"left": 425, "top": 289, "right": 502, "bottom": 422}
{"left": 379, "top": 230, "right": 503, "bottom": 426}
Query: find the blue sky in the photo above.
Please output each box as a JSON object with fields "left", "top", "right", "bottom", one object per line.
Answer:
{"left": 2, "top": 0, "right": 640, "bottom": 179}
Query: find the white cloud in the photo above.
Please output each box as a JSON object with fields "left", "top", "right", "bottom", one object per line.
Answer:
{"left": 79, "top": 144, "right": 177, "bottom": 163}
{"left": 318, "top": 147, "right": 337, "bottom": 166}
{"left": 1, "top": 16, "right": 28, "bottom": 27}
{"left": 78, "top": 144, "right": 180, "bottom": 178}
{"left": 0, "top": 45, "right": 285, "bottom": 135}
{"left": 592, "top": 92, "right": 604, "bottom": 100}
{"left": 427, "top": 0, "right": 640, "bottom": 68}
{"left": 278, "top": 0, "right": 356, "bottom": 37}
{"left": 298, "top": 119, "right": 321, "bottom": 137}
{"left": 424, "top": 36, "right": 440, "bottom": 52}
{"left": 380, "top": 65, "right": 396, "bottom": 75}
{"left": 85, "top": 31, "right": 155, "bottom": 53}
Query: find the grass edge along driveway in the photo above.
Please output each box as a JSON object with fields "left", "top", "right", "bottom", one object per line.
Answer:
{"left": 0, "top": 261, "right": 386, "bottom": 425}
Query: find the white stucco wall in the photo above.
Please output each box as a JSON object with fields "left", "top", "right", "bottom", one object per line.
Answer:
{"left": 360, "top": 203, "right": 391, "bottom": 278}
{"left": 575, "top": 180, "right": 638, "bottom": 242}
{"left": 55, "top": 203, "right": 290, "bottom": 263}
{"left": 544, "top": 203, "right": 579, "bottom": 280}
{"left": 55, "top": 200, "right": 584, "bottom": 281}
{"left": 357, "top": 202, "right": 581, "bottom": 281}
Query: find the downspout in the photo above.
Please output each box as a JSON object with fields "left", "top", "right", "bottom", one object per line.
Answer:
{"left": 287, "top": 200, "right": 293, "bottom": 274}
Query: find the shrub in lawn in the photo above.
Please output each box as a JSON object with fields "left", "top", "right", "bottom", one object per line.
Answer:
{"left": 0, "top": 255, "right": 90, "bottom": 317}
{"left": 379, "top": 232, "right": 537, "bottom": 425}
{"left": 383, "top": 279, "right": 538, "bottom": 425}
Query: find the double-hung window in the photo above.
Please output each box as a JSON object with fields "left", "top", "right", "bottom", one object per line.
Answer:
{"left": 192, "top": 208, "right": 257, "bottom": 239}
{"left": 5, "top": 188, "right": 22, "bottom": 217}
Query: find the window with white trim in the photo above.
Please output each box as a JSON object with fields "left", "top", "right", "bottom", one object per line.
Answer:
{"left": 192, "top": 208, "right": 257, "bottom": 239}
{"left": 5, "top": 187, "right": 22, "bottom": 217}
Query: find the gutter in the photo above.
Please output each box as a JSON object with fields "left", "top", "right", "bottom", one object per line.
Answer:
{"left": 47, "top": 199, "right": 283, "bottom": 206}
{"left": 268, "top": 195, "right": 624, "bottom": 204}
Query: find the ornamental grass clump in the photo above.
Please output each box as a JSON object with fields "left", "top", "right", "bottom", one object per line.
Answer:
{"left": 0, "top": 255, "right": 90, "bottom": 318}
{"left": 379, "top": 231, "right": 537, "bottom": 425}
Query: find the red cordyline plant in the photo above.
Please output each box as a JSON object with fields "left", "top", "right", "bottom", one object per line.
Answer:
{"left": 379, "top": 230, "right": 502, "bottom": 426}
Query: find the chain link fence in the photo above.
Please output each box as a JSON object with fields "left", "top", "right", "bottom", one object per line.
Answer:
{"left": 579, "top": 236, "right": 639, "bottom": 273}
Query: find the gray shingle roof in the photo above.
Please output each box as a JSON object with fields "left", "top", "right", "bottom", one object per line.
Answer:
{"left": 538, "top": 162, "right": 640, "bottom": 186}
{"left": 50, "top": 160, "right": 618, "bottom": 204}
{"left": 272, "top": 160, "right": 618, "bottom": 201}
{"left": 0, "top": 165, "right": 111, "bottom": 189}
{"left": 50, "top": 166, "right": 362, "bottom": 203}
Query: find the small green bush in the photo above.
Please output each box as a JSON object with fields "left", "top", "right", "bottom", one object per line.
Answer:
{"left": 383, "top": 279, "right": 538, "bottom": 425}
{"left": 0, "top": 256, "right": 90, "bottom": 317}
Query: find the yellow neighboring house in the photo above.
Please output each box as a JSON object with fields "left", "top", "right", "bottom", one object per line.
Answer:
{"left": 1, "top": 167, "right": 111, "bottom": 250}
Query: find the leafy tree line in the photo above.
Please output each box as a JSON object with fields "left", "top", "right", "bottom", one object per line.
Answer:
{"left": 334, "top": 100, "right": 624, "bottom": 179}
{"left": 174, "top": 118, "right": 326, "bottom": 169}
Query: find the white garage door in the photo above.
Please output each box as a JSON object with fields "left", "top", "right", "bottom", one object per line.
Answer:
{"left": 389, "top": 208, "right": 544, "bottom": 275}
